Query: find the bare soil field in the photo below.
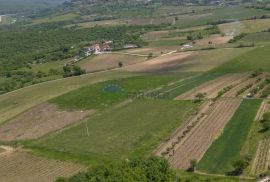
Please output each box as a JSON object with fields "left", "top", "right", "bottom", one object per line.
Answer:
{"left": 194, "top": 34, "right": 232, "bottom": 46}
{"left": 80, "top": 53, "right": 147, "bottom": 72}
{"left": 124, "top": 52, "right": 193, "bottom": 72}
{"left": 175, "top": 73, "right": 249, "bottom": 100}
{"left": 159, "top": 98, "right": 242, "bottom": 169}
{"left": 0, "top": 149, "right": 85, "bottom": 182}
{"left": 255, "top": 101, "right": 270, "bottom": 121}
{"left": 155, "top": 101, "right": 211, "bottom": 157}
{"left": 223, "top": 73, "right": 267, "bottom": 98}
{"left": 251, "top": 139, "right": 270, "bottom": 175}
{"left": 0, "top": 102, "right": 94, "bottom": 141}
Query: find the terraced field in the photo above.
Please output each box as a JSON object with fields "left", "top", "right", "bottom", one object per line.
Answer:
{"left": 156, "top": 98, "right": 242, "bottom": 169}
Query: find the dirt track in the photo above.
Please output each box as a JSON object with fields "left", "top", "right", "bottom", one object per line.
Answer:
{"left": 156, "top": 98, "right": 242, "bottom": 169}
{"left": 0, "top": 149, "right": 85, "bottom": 182}
{"left": 0, "top": 102, "right": 94, "bottom": 141}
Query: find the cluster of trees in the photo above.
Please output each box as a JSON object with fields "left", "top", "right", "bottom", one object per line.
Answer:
{"left": 0, "top": 69, "right": 61, "bottom": 94}
{"left": 260, "top": 112, "right": 270, "bottom": 132}
{"left": 63, "top": 65, "right": 86, "bottom": 77}
{"left": 56, "top": 157, "right": 176, "bottom": 182}
{"left": 0, "top": 23, "right": 161, "bottom": 94}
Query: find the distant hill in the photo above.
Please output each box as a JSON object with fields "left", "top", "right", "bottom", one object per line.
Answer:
{"left": 0, "top": 0, "right": 66, "bottom": 15}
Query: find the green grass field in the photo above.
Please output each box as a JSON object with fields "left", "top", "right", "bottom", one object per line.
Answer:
{"left": 241, "top": 32, "right": 270, "bottom": 44}
{"left": 51, "top": 73, "right": 195, "bottom": 110}
{"left": 156, "top": 73, "right": 222, "bottom": 98}
{"left": 0, "top": 70, "right": 134, "bottom": 124}
{"left": 25, "top": 99, "right": 195, "bottom": 165}
{"left": 198, "top": 99, "right": 262, "bottom": 174}
{"left": 219, "top": 19, "right": 270, "bottom": 35}
{"left": 213, "top": 45, "right": 270, "bottom": 73}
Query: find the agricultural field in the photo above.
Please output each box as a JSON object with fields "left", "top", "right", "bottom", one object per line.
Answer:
{"left": 213, "top": 45, "right": 270, "bottom": 73}
{"left": 175, "top": 73, "right": 249, "bottom": 100}
{"left": 219, "top": 19, "right": 270, "bottom": 36}
{"left": 0, "top": 148, "right": 85, "bottom": 182}
{"left": 25, "top": 99, "right": 195, "bottom": 165}
{"left": 250, "top": 139, "right": 270, "bottom": 175}
{"left": 0, "top": 102, "right": 95, "bottom": 141}
{"left": 1, "top": 1, "right": 270, "bottom": 181}
{"left": 157, "top": 98, "right": 242, "bottom": 169}
{"left": 198, "top": 99, "right": 262, "bottom": 174}
{"left": 50, "top": 73, "right": 194, "bottom": 110}
{"left": 175, "top": 7, "right": 270, "bottom": 28}
{"left": 240, "top": 32, "right": 270, "bottom": 44}
{"left": 0, "top": 70, "right": 133, "bottom": 124}
{"left": 78, "top": 53, "right": 148, "bottom": 73}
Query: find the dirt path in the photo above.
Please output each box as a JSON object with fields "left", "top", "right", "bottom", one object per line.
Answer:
{"left": 159, "top": 98, "right": 242, "bottom": 169}
{"left": 0, "top": 102, "right": 95, "bottom": 141}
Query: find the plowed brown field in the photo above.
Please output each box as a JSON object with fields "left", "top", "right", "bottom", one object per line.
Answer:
{"left": 251, "top": 139, "right": 270, "bottom": 175}
{"left": 156, "top": 98, "right": 242, "bottom": 169}
{"left": 124, "top": 52, "right": 193, "bottom": 72}
{"left": 0, "top": 149, "right": 85, "bottom": 182}
{"left": 255, "top": 101, "right": 270, "bottom": 121}
{"left": 0, "top": 102, "right": 94, "bottom": 141}
{"left": 175, "top": 73, "right": 249, "bottom": 100}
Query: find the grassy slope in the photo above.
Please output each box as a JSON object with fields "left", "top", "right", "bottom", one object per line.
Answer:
{"left": 198, "top": 99, "right": 262, "bottom": 174}
{"left": 25, "top": 99, "right": 194, "bottom": 165}
{"left": 175, "top": 7, "right": 270, "bottom": 28}
{"left": 219, "top": 18, "right": 270, "bottom": 35}
{"left": 212, "top": 45, "right": 270, "bottom": 73}
{"left": 0, "top": 70, "right": 134, "bottom": 124}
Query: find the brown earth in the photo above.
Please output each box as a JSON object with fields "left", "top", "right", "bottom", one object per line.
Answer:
{"left": 223, "top": 73, "right": 267, "bottom": 97}
{"left": 194, "top": 34, "right": 233, "bottom": 46}
{"left": 80, "top": 53, "right": 147, "bottom": 72}
{"left": 175, "top": 73, "right": 249, "bottom": 100}
{"left": 123, "top": 52, "right": 193, "bottom": 73}
{"left": 251, "top": 139, "right": 270, "bottom": 175}
{"left": 255, "top": 101, "right": 270, "bottom": 121}
{"left": 0, "top": 149, "right": 86, "bottom": 182}
{"left": 164, "top": 98, "right": 242, "bottom": 169}
{"left": 155, "top": 101, "right": 211, "bottom": 157}
{"left": 0, "top": 102, "right": 94, "bottom": 141}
